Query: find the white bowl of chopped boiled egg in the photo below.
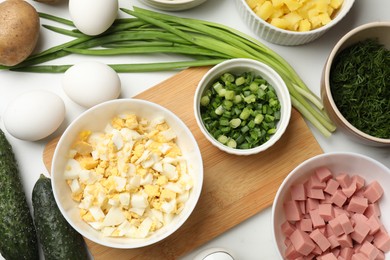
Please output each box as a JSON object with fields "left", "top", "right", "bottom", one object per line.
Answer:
{"left": 236, "top": 0, "right": 355, "bottom": 45}
{"left": 272, "top": 152, "right": 390, "bottom": 259}
{"left": 51, "top": 98, "right": 203, "bottom": 248}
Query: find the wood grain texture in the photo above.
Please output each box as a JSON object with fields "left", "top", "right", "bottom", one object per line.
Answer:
{"left": 43, "top": 66, "right": 323, "bottom": 259}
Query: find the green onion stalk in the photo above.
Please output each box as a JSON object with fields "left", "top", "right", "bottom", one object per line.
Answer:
{"left": 0, "top": 7, "right": 336, "bottom": 137}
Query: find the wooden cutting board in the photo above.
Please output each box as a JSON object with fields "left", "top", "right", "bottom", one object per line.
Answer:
{"left": 43, "top": 66, "right": 323, "bottom": 259}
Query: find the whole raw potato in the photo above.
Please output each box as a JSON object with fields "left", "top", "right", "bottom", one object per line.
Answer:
{"left": 0, "top": 0, "right": 40, "bottom": 66}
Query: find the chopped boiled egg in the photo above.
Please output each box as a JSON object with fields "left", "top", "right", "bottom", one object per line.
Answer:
{"left": 64, "top": 113, "right": 194, "bottom": 238}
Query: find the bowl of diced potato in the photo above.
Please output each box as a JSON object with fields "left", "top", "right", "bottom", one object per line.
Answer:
{"left": 236, "top": 0, "right": 355, "bottom": 45}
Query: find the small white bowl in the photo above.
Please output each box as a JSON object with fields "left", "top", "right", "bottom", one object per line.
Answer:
{"left": 51, "top": 99, "right": 203, "bottom": 249}
{"left": 272, "top": 152, "right": 390, "bottom": 259}
{"left": 235, "top": 0, "right": 355, "bottom": 45}
{"left": 138, "top": 0, "right": 207, "bottom": 11}
{"left": 194, "top": 58, "right": 291, "bottom": 156}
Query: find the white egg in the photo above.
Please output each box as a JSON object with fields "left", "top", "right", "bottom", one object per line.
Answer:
{"left": 69, "top": 0, "right": 118, "bottom": 36}
{"left": 62, "top": 61, "right": 121, "bottom": 108}
{"left": 2, "top": 90, "right": 65, "bottom": 141}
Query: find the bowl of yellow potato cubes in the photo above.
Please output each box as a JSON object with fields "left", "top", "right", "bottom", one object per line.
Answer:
{"left": 236, "top": 0, "right": 355, "bottom": 45}
{"left": 51, "top": 98, "right": 203, "bottom": 248}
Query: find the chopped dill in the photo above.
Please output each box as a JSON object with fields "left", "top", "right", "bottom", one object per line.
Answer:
{"left": 330, "top": 38, "right": 390, "bottom": 139}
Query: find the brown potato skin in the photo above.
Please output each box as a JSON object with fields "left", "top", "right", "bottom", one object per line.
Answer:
{"left": 0, "top": 0, "right": 40, "bottom": 66}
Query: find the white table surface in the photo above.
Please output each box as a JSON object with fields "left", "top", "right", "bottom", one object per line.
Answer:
{"left": 0, "top": 0, "right": 389, "bottom": 259}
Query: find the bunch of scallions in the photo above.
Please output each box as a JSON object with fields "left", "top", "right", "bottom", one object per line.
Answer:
{"left": 0, "top": 7, "right": 336, "bottom": 137}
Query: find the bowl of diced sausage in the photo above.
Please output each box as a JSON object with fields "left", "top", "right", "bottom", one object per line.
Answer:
{"left": 272, "top": 152, "right": 390, "bottom": 259}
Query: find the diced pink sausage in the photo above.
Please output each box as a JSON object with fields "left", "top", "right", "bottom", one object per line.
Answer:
{"left": 347, "top": 196, "right": 368, "bottom": 214}
{"left": 319, "top": 203, "right": 334, "bottom": 222}
{"left": 337, "top": 233, "right": 353, "bottom": 248}
{"left": 325, "top": 179, "right": 340, "bottom": 195}
{"left": 342, "top": 180, "right": 357, "bottom": 198}
{"left": 358, "top": 241, "right": 379, "bottom": 260}
{"left": 331, "top": 190, "right": 348, "bottom": 208}
{"left": 332, "top": 247, "right": 341, "bottom": 257}
{"left": 321, "top": 252, "right": 338, "bottom": 260}
{"left": 351, "top": 175, "right": 365, "bottom": 191}
{"left": 351, "top": 253, "right": 369, "bottom": 260}
{"left": 373, "top": 230, "right": 390, "bottom": 252}
{"left": 282, "top": 169, "right": 388, "bottom": 260}
{"left": 299, "top": 200, "right": 307, "bottom": 215}
{"left": 282, "top": 220, "right": 296, "bottom": 237}
{"left": 291, "top": 183, "right": 307, "bottom": 201}
{"left": 290, "top": 229, "right": 316, "bottom": 256}
{"left": 329, "top": 218, "right": 344, "bottom": 236}
{"left": 366, "top": 215, "right": 381, "bottom": 235}
{"left": 316, "top": 167, "right": 333, "bottom": 183}
{"left": 340, "top": 247, "right": 354, "bottom": 260}
{"left": 307, "top": 188, "right": 325, "bottom": 200}
{"left": 306, "top": 198, "right": 320, "bottom": 211}
{"left": 310, "top": 228, "right": 331, "bottom": 252}
{"left": 285, "top": 243, "right": 303, "bottom": 260}
{"left": 363, "top": 181, "right": 384, "bottom": 204}
{"left": 351, "top": 220, "right": 371, "bottom": 244}
{"left": 285, "top": 237, "right": 292, "bottom": 246}
{"left": 297, "top": 218, "right": 313, "bottom": 232}
{"left": 309, "top": 174, "right": 327, "bottom": 189}
{"left": 284, "top": 200, "right": 301, "bottom": 221}
{"left": 310, "top": 209, "right": 326, "bottom": 228}
{"left": 328, "top": 234, "right": 341, "bottom": 249}
{"left": 336, "top": 174, "right": 352, "bottom": 189}
{"left": 337, "top": 213, "right": 354, "bottom": 235}
{"left": 375, "top": 250, "right": 385, "bottom": 260}
{"left": 364, "top": 203, "right": 381, "bottom": 218}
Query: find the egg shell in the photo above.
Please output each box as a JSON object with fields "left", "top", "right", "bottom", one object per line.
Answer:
{"left": 69, "top": 0, "right": 118, "bottom": 36}
{"left": 3, "top": 90, "right": 65, "bottom": 141}
{"left": 62, "top": 61, "right": 121, "bottom": 108}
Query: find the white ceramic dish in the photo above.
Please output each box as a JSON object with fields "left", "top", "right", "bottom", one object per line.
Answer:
{"left": 272, "top": 152, "right": 390, "bottom": 259}
{"left": 321, "top": 22, "right": 390, "bottom": 147}
{"left": 51, "top": 98, "right": 203, "bottom": 249}
{"left": 235, "top": 0, "right": 355, "bottom": 45}
{"left": 194, "top": 58, "right": 291, "bottom": 156}
{"left": 138, "top": 0, "right": 207, "bottom": 11}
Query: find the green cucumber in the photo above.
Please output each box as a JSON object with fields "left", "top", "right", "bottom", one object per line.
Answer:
{"left": 32, "top": 174, "right": 89, "bottom": 260}
{"left": 0, "top": 129, "right": 39, "bottom": 260}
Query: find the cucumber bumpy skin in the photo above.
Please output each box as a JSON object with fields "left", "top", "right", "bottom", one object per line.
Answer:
{"left": 32, "top": 174, "right": 89, "bottom": 260}
{"left": 0, "top": 129, "right": 39, "bottom": 260}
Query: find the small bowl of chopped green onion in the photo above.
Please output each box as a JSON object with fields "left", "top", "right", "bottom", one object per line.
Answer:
{"left": 194, "top": 58, "right": 291, "bottom": 155}
{"left": 321, "top": 22, "right": 390, "bottom": 147}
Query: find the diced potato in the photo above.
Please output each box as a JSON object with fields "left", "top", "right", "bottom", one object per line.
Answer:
{"left": 327, "top": 6, "right": 334, "bottom": 16}
{"left": 246, "top": 0, "right": 266, "bottom": 9}
{"left": 308, "top": 14, "right": 322, "bottom": 29}
{"left": 330, "top": 0, "right": 343, "bottom": 9}
{"left": 283, "top": 0, "right": 302, "bottom": 11}
{"left": 271, "top": 0, "right": 284, "bottom": 8}
{"left": 270, "top": 18, "right": 289, "bottom": 29}
{"left": 318, "top": 12, "right": 331, "bottom": 25}
{"left": 283, "top": 11, "right": 303, "bottom": 30}
{"left": 249, "top": 0, "right": 343, "bottom": 32}
{"left": 315, "top": 0, "right": 330, "bottom": 13}
{"left": 256, "top": 1, "right": 275, "bottom": 20}
{"left": 270, "top": 7, "right": 285, "bottom": 19}
{"left": 298, "top": 19, "right": 312, "bottom": 31}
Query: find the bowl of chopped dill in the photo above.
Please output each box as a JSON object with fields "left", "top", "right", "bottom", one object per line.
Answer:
{"left": 321, "top": 22, "right": 390, "bottom": 147}
{"left": 194, "top": 58, "right": 291, "bottom": 155}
